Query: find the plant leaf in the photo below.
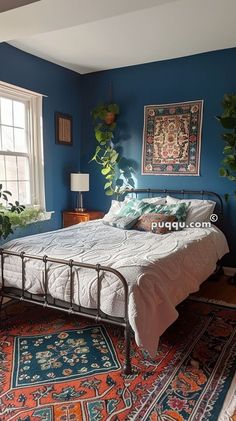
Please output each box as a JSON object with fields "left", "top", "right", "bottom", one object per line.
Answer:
{"left": 101, "top": 167, "right": 111, "bottom": 175}
{"left": 224, "top": 193, "right": 230, "bottom": 202}
{"left": 105, "top": 189, "right": 114, "bottom": 196}
{"left": 219, "top": 167, "right": 227, "bottom": 177}
{"left": 104, "top": 181, "right": 112, "bottom": 189}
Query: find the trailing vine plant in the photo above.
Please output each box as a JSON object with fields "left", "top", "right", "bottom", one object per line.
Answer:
{"left": 90, "top": 103, "right": 135, "bottom": 196}
{"left": 217, "top": 94, "right": 236, "bottom": 201}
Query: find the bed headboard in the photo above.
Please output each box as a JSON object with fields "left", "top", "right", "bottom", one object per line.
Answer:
{"left": 122, "top": 188, "right": 224, "bottom": 222}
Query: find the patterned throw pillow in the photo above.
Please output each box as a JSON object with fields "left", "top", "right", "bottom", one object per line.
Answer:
{"left": 103, "top": 198, "right": 133, "bottom": 222}
{"left": 134, "top": 213, "right": 176, "bottom": 234}
{"left": 103, "top": 215, "right": 138, "bottom": 230}
{"left": 118, "top": 199, "right": 150, "bottom": 217}
{"left": 166, "top": 196, "right": 216, "bottom": 224}
{"left": 103, "top": 197, "right": 165, "bottom": 222}
{"left": 150, "top": 202, "right": 190, "bottom": 222}
{"left": 119, "top": 199, "right": 189, "bottom": 223}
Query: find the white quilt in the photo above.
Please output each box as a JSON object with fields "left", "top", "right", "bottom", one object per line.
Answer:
{"left": 1, "top": 220, "right": 229, "bottom": 356}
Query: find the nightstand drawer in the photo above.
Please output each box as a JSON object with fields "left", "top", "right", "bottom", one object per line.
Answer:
{"left": 62, "top": 210, "right": 104, "bottom": 228}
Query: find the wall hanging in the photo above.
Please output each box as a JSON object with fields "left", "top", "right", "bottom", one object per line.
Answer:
{"left": 55, "top": 112, "right": 73, "bottom": 146}
{"left": 142, "top": 100, "right": 203, "bottom": 176}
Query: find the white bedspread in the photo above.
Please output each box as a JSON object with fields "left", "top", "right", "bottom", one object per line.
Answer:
{"left": 1, "top": 220, "right": 229, "bottom": 356}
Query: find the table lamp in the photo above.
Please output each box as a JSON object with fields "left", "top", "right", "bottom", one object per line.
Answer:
{"left": 70, "top": 173, "right": 89, "bottom": 212}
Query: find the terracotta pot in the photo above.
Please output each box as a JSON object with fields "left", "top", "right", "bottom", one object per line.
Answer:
{"left": 104, "top": 112, "right": 116, "bottom": 125}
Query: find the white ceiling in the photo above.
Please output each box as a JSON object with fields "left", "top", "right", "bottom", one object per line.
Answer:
{"left": 1, "top": 0, "right": 236, "bottom": 74}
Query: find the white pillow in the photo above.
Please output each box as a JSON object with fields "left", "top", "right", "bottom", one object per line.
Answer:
{"left": 123, "top": 195, "right": 166, "bottom": 205}
{"left": 103, "top": 200, "right": 126, "bottom": 222}
{"left": 142, "top": 196, "right": 166, "bottom": 204}
{"left": 103, "top": 196, "right": 165, "bottom": 222}
{"left": 166, "top": 195, "right": 216, "bottom": 224}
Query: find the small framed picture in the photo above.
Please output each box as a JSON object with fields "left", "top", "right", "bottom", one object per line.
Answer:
{"left": 55, "top": 112, "right": 73, "bottom": 145}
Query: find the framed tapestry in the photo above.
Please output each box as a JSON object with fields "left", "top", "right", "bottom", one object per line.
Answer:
{"left": 142, "top": 100, "right": 203, "bottom": 176}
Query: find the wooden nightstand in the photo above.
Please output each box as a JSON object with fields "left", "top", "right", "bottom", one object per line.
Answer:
{"left": 62, "top": 210, "right": 105, "bottom": 228}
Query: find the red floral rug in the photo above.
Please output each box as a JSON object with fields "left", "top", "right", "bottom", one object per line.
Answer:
{"left": 0, "top": 299, "right": 235, "bottom": 421}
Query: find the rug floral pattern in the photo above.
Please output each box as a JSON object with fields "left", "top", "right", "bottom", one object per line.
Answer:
{"left": 142, "top": 101, "right": 203, "bottom": 175}
{"left": 0, "top": 299, "right": 235, "bottom": 420}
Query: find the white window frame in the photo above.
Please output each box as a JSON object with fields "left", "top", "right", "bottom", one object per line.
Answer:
{"left": 0, "top": 81, "right": 45, "bottom": 209}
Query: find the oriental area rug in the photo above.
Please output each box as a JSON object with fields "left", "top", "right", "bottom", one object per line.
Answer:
{"left": 142, "top": 100, "right": 203, "bottom": 176}
{"left": 0, "top": 299, "right": 235, "bottom": 421}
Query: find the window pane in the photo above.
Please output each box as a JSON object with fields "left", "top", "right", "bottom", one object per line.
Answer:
{"left": 0, "top": 97, "right": 13, "bottom": 126}
{"left": 17, "top": 156, "right": 30, "bottom": 180}
{"left": 13, "top": 101, "right": 25, "bottom": 128}
{"left": 0, "top": 155, "right": 5, "bottom": 180}
{"left": 0, "top": 181, "right": 7, "bottom": 205}
{"left": 5, "top": 155, "right": 17, "bottom": 181}
{"left": 19, "top": 181, "right": 30, "bottom": 204}
{"left": 14, "top": 128, "right": 27, "bottom": 152}
{"left": 2, "top": 126, "right": 14, "bottom": 151}
{"left": 6, "top": 181, "right": 18, "bottom": 203}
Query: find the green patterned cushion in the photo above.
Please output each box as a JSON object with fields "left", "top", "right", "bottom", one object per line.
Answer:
{"left": 151, "top": 202, "right": 190, "bottom": 222}
{"left": 118, "top": 199, "right": 150, "bottom": 217}
{"left": 103, "top": 215, "right": 138, "bottom": 230}
{"left": 118, "top": 199, "right": 189, "bottom": 223}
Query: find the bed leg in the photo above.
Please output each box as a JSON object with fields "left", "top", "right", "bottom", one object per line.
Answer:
{"left": 0, "top": 295, "right": 3, "bottom": 319}
{"left": 123, "top": 323, "right": 132, "bottom": 375}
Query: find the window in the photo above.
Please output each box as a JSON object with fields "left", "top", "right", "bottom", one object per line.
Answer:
{"left": 0, "top": 82, "right": 45, "bottom": 209}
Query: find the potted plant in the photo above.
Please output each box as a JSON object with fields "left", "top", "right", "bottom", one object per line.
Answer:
{"left": 217, "top": 93, "right": 236, "bottom": 200}
{"left": 0, "top": 185, "right": 25, "bottom": 239}
{"left": 217, "top": 93, "right": 236, "bottom": 284}
{"left": 90, "top": 103, "right": 135, "bottom": 196}
{"left": 0, "top": 184, "right": 42, "bottom": 240}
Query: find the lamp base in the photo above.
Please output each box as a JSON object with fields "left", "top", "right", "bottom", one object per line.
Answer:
{"left": 75, "top": 207, "right": 87, "bottom": 213}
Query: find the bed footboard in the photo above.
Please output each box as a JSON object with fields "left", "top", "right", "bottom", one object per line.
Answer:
{"left": 0, "top": 248, "right": 132, "bottom": 375}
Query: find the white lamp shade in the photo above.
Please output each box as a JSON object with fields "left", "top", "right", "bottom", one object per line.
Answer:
{"left": 70, "top": 173, "right": 89, "bottom": 192}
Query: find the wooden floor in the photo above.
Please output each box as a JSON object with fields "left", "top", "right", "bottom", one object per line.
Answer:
{"left": 193, "top": 274, "right": 236, "bottom": 304}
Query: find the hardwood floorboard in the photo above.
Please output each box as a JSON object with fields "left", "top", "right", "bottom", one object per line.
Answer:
{"left": 193, "top": 274, "right": 236, "bottom": 304}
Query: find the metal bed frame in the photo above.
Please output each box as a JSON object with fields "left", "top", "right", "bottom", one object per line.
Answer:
{"left": 0, "top": 189, "right": 224, "bottom": 374}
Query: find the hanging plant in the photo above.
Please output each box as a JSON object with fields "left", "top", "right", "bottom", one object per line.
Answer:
{"left": 90, "top": 103, "right": 135, "bottom": 196}
{"left": 216, "top": 93, "right": 236, "bottom": 201}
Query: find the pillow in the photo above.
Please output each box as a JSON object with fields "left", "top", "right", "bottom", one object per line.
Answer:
{"left": 103, "top": 196, "right": 166, "bottom": 221}
{"left": 134, "top": 213, "right": 176, "bottom": 234}
{"left": 118, "top": 199, "right": 151, "bottom": 217}
{"left": 118, "top": 199, "right": 189, "bottom": 225}
{"left": 148, "top": 202, "right": 190, "bottom": 223}
{"left": 103, "top": 196, "right": 165, "bottom": 222}
{"left": 103, "top": 215, "right": 138, "bottom": 230}
{"left": 166, "top": 195, "right": 216, "bottom": 224}
{"left": 103, "top": 200, "right": 125, "bottom": 222}
{"left": 124, "top": 195, "right": 166, "bottom": 205}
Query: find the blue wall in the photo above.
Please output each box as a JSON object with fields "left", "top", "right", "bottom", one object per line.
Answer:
{"left": 0, "top": 43, "right": 82, "bottom": 237}
{"left": 0, "top": 43, "right": 235, "bottom": 265}
{"left": 81, "top": 49, "right": 236, "bottom": 266}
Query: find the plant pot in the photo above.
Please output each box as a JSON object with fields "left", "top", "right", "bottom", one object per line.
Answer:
{"left": 105, "top": 112, "right": 116, "bottom": 125}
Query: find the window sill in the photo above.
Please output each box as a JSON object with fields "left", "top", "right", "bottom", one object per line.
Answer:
{"left": 7, "top": 209, "right": 55, "bottom": 228}
{"left": 37, "top": 210, "right": 54, "bottom": 222}
{"left": 18, "top": 210, "right": 55, "bottom": 225}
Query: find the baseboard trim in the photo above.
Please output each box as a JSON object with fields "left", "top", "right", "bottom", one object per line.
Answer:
{"left": 223, "top": 266, "right": 236, "bottom": 276}
{"left": 189, "top": 296, "right": 236, "bottom": 308}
